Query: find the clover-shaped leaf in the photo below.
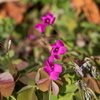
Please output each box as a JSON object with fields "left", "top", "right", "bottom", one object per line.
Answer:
{"left": 17, "top": 86, "right": 38, "bottom": 100}
{"left": 0, "top": 72, "right": 15, "bottom": 97}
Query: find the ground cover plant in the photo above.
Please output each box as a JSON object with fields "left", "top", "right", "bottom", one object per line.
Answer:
{"left": 0, "top": 0, "right": 100, "bottom": 100}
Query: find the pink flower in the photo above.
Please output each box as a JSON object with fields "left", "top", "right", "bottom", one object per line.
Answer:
{"left": 50, "top": 40, "right": 67, "bottom": 59}
{"left": 41, "top": 12, "right": 55, "bottom": 25}
{"left": 35, "top": 24, "right": 46, "bottom": 33}
{"left": 43, "top": 55, "right": 62, "bottom": 80}
{"left": 28, "top": 34, "right": 38, "bottom": 40}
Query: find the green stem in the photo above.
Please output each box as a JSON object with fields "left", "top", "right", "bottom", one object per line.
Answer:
{"left": 86, "top": 87, "right": 98, "bottom": 100}
{"left": 0, "top": 43, "right": 17, "bottom": 76}
{"left": 10, "top": 96, "right": 16, "bottom": 100}
{"left": 49, "top": 83, "right": 52, "bottom": 100}
{"left": 7, "top": 53, "right": 17, "bottom": 76}
{"left": 78, "top": 87, "right": 84, "bottom": 100}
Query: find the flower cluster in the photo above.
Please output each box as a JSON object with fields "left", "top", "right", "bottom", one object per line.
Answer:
{"left": 43, "top": 40, "right": 67, "bottom": 80}
{"left": 35, "top": 12, "right": 55, "bottom": 33}
{"left": 35, "top": 12, "right": 67, "bottom": 80}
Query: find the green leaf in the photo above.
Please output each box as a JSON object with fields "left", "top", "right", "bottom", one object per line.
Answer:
{"left": 51, "top": 95, "right": 58, "bottom": 100}
{"left": 13, "top": 59, "right": 23, "bottom": 65}
{"left": 43, "top": 91, "right": 49, "bottom": 100}
{"left": 17, "top": 86, "right": 33, "bottom": 94}
{"left": 9, "top": 50, "right": 15, "bottom": 58}
{"left": 17, "top": 86, "right": 38, "bottom": 100}
{"left": 74, "top": 90, "right": 84, "bottom": 100}
{"left": 81, "top": 22, "right": 96, "bottom": 28}
{"left": 19, "top": 75, "right": 35, "bottom": 85}
{"left": 64, "top": 77, "right": 71, "bottom": 85}
{"left": 66, "top": 84, "right": 78, "bottom": 93}
{"left": 59, "top": 93, "right": 74, "bottom": 100}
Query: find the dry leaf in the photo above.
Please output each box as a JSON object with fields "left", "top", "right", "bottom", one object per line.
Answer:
{"left": 71, "top": 0, "right": 100, "bottom": 24}
{"left": 0, "top": 1, "right": 28, "bottom": 24}
{"left": 83, "top": 77, "right": 100, "bottom": 94}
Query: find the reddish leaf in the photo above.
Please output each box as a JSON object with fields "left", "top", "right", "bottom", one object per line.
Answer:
{"left": 19, "top": 72, "right": 37, "bottom": 84}
{"left": 55, "top": 79, "right": 63, "bottom": 86}
{"left": 83, "top": 77, "right": 100, "bottom": 93}
{"left": 0, "top": 72, "right": 14, "bottom": 82}
{"left": 0, "top": 72, "right": 15, "bottom": 97}
{"left": 37, "top": 78, "right": 49, "bottom": 84}
{"left": 37, "top": 78, "right": 51, "bottom": 91}
{"left": 16, "top": 61, "right": 28, "bottom": 71}
{"left": 0, "top": 82, "right": 15, "bottom": 97}
{"left": 27, "top": 72, "right": 37, "bottom": 81}
{"left": 52, "top": 81, "right": 59, "bottom": 95}
{"left": 19, "top": 75, "right": 35, "bottom": 85}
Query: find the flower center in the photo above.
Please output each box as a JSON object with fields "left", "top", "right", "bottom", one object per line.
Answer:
{"left": 56, "top": 48, "right": 58, "bottom": 51}
{"left": 46, "top": 19, "right": 50, "bottom": 23}
{"left": 51, "top": 66, "right": 54, "bottom": 68}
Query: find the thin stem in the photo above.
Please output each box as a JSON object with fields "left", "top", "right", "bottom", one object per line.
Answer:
{"left": 49, "top": 83, "right": 52, "bottom": 100}
{"left": 10, "top": 96, "right": 16, "bottom": 100}
{"left": 86, "top": 88, "right": 98, "bottom": 100}
{"left": 0, "top": 43, "right": 17, "bottom": 76}
{"left": 7, "top": 53, "right": 17, "bottom": 76}
{"left": 0, "top": 44, "right": 7, "bottom": 53}
{"left": 79, "top": 87, "right": 84, "bottom": 100}
{"left": 59, "top": 63, "right": 75, "bottom": 66}
{"left": 50, "top": 24, "right": 60, "bottom": 36}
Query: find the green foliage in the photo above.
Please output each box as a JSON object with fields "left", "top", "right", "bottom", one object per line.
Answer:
{"left": 0, "top": 17, "right": 15, "bottom": 39}
{"left": 17, "top": 86, "right": 38, "bottom": 100}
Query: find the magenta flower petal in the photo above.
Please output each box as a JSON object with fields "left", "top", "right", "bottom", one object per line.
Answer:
{"left": 52, "top": 81, "right": 59, "bottom": 95}
{"left": 47, "top": 13, "right": 55, "bottom": 24}
{"left": 50, "top": 40, "right": 67, "bottom": 58}
{"left": 49, "top": 55, "right": 54, "bottom": 64}
{"left": 45, "top": 61, "right": 50, "bottom": 68}
{"left": 28, "top": 34, "right": 38, "bottom": 40}
{"left": 41, "top": 17, "right": 48, "bottom": 25}
{"left": 43, "top": 67, "right": 51, "bottom": 75}
{"left": 56, "top": 40, "right": 64, "bottom": 47}
{"left": 35, "top": 24, "right": 46, "bottom": 33}
{"left": 54, "top": 55, "right": 60, "bottom": 59}
{"left": 50, "top": 44, "right": 56, "bottom": 47}
{"left": 58, "top": 47, "right": 67, "bottom": 54}
{"left": 47, "top": 12, "right": 53, "bottom": 17}
{"left": 50, "top": 72, "right": 59, "bottom": 80}
{"left": 41, "top": 12, "right": 55, "bottom": 25}
{"left": 54, "top": 64, "right": 62, "bottom": 73}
